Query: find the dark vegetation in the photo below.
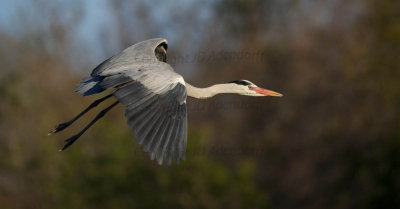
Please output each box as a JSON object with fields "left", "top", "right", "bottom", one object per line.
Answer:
{"left": 0, "top": 1, "right": 399, "bottom": 208}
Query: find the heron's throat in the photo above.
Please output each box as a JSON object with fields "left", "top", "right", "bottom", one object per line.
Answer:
{"left": 186, "top": 83, "right": 240, "bottom": 99}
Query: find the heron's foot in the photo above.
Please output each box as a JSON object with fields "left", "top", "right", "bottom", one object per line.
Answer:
{"left": 48, "top": 122, "right": 71, "bottom": 135}
{"left": 59, "top": 134, "right": 80, "bottom": 152}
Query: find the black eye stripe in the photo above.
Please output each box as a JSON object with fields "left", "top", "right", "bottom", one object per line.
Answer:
{"left": 228, "top": 80, "right": 251, "bottom": 86}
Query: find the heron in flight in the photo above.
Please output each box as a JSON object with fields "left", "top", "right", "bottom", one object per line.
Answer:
{"left": 49, "top": 38, "right": 283, "bottom": 165}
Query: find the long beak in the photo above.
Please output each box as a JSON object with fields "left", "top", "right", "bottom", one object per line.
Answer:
{"left": 253, "top": 87, "right": 283, "bottom": 97}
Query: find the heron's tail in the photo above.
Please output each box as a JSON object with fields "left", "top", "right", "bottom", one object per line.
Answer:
{"left": 75, "top": 76, "right": 105, "bottom": 96}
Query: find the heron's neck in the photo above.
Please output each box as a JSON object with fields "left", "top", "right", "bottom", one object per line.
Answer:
{"left": 185, "top": 83, "right": 241, "bottom": 99}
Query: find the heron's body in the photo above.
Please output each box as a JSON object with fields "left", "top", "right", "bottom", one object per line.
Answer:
{"left": 50, "top": 38, "right": 282, "bottom": 165}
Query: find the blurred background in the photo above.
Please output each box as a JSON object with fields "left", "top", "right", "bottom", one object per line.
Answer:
{"left": 0, "top": 0, "right": 399, "bottom": 209}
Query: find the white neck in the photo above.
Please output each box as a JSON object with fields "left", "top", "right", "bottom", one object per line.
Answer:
{"left": 185, "top": 83, "right": 242, "bottom": 99}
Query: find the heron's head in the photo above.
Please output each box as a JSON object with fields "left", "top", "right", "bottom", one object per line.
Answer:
{"left": 228, "top": 80, "right": 283, "bottom": 97}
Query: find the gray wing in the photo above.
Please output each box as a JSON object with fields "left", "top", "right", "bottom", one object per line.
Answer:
{"left": 91, "top": 38, "right": 167, "bottom": 77}
{"left": 76, "top": 38, "right": 169, "bottom": 96}
{"left": 98, "top": 63, "right": 188, "bottom": 165}
{"left": 75, "top": 38, "right": 188, "bottom": 165}
{"left": 113, "top": 80, "right": 187, "bottom": 165}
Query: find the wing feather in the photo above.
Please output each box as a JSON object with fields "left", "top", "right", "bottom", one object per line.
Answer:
{"left": 166, "top": 117, "right": 181, "bottom": 164}
{"left": 174, "top": 105, "right": 186, "bottom": 163}
{"left": 149, "top": 118, "right": 171, "bottom": 160}
{"left": 142, "top": 112, "right": 166, "bottom": 152}
{"left": 156, "top": 118, "right": 177, "bottom": 164}
{"left": 110, "top": 76, "right": 187, "bottom": 165}
{"left": 134, "top": 105, "right": 161, "bottom": 145}
{"left": 80, "top": 39, "right": 187, "bottom": 165}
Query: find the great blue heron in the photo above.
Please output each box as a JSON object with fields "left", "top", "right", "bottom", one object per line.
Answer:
{"left": 49, "top": 38, "right": 283, "bottom": 165}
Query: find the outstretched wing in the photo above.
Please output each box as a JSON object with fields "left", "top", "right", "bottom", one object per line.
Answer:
{"left": 75, "top": 38, "right": 187, "bottom": 165}
{"left": 101, "top": 65, "right": 187, "bottom": 165}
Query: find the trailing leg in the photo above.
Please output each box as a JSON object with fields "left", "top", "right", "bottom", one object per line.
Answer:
{"left": 48, "top": 94, "right": 113, "bottom": 135}
{"left": 59, "top": 101, "right": 119, "bottom": 151}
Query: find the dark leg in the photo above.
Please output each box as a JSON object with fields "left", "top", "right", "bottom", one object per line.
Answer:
{"left": 59, "top": 101, "right": 119, "bottom": 151}
{"left": 48, "top": 94, "right": 113, "bottom": 135}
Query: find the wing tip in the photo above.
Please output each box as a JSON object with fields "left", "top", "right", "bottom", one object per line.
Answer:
{"left": 149, "top": 150, "right": 185, "bottom": 166}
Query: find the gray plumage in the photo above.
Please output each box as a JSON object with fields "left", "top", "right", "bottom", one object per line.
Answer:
{"left": 76, "top": 38, "right": 187, "bottom": 165}
{"left": 51, "top": 38, "right": 282, "bottom": 166}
